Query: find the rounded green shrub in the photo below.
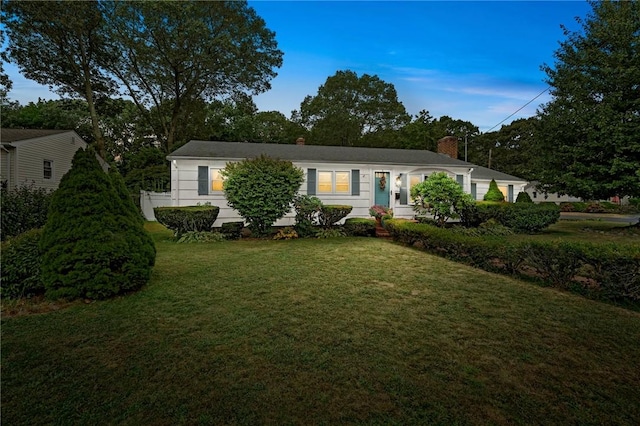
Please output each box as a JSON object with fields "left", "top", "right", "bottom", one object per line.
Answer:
{"left": 318, "top": 205, "right": 353, "bottom": 228}
{"left": 500, "top": 203, "right": 561, "bottom": 233}
{"left": 411, "top": 172, "right": 474, "bottom": 227}
{"left": 475, "top": 201, "right": 506, "bottom": 224}
{"left": 154, "top": 206, "right": 220, "bottom": 236}
{"left": 515, "top": 191, "right": 533, "bottom": 203}
{"left": 40, "top": 148, "right": 156, "bottom": 300}
{"left": 221, "top": 221, "right": 245, "bottom": 240}
{"left": 293, "top": 194, "right": 323, "bottom": 237}
{"left": 344, "top": 218, "right": 376, "bottom": 237}
{"left": 1, "top": 228, "right": 45, "bottom": 299}
{"left": 222, "top": 155, "right": 304, "bottom": 236}
{"left": 483, "top": 179, "right": 505, "bottom": 202}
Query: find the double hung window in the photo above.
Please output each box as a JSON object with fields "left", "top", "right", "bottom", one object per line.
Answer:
{"left": 317, "top": 171, "right": 350, "bottom": 194}
{"left": 210, "top": 169, "right": 224, "bottom": 191}
{"left": 43, "top": 160, "right": 53, "bottom": 180}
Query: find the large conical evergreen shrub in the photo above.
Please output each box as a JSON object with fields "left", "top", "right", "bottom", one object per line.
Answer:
{"left": 483, "top": 179, "right": 506, "bottom": 202}
{"left": 40, "top": 149, "right": 155, "bottom": 300}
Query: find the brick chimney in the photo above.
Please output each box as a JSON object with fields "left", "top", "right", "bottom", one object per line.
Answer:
{"left": 437, "top": 136, "right": 458, "bottom": 159}
{"left": 296, "top": 137, "right": 305, "bottom": 146}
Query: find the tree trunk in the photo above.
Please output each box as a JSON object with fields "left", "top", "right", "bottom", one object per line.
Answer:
{"left": 79, "top": 39, "right": 106, "bottom": 159}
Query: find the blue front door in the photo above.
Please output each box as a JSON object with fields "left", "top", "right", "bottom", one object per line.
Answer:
{"left": 374, "top": 172, "right": 390, "bottom": 207}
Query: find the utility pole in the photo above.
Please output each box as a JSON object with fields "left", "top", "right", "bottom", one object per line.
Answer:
{"left": 464, "top": 133, "right": 468, "bottom": 162}
{"left": 488, "top": 148, "right": 492, "bottom": 169}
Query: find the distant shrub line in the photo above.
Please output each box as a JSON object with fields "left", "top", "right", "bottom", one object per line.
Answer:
{"left": 385, "top": 219, "right": 639, "bottom": 305}
{"left": 559, "top": 201, "right": 638, "bottom": 214}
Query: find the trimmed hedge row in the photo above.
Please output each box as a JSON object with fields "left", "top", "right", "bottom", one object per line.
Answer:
{"left": 468, "top": 202, "right": 560, "bottom": 233}
{"left": 560, "top": 201, "right": 639, "bottom": 214}
{"left": 385, "top": 219, "right": 639, "bottom": 304}
{"left": 154, "top": 206, "right": 220, "bottom": 236}
{"left": 343, "top": 218, "right": 376, "bottom": 237}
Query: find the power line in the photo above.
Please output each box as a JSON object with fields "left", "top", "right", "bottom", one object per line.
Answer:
{"left": 485, "top": 87, "right": 550, "bottom": 133}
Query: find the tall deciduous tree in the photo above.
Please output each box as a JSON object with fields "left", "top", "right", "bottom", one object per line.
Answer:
{"left": 3, "top": 0, "right": 114, "bottom": 158}
{"left": 0, "top": 99, "right": 93, "bottom": 139}
{"left": 0, "top": 28, "right": 12, "bottom": 102}
{"left": 536, "top": 0, "right": 640, "bottom": 199}
{"left": 296, "top": 70, "right": 410, "bottom": 146}
{"left": 102, "top": 0, "right": 283, "bottom": 151}
{"left": 471, "top": 117, "right": 538, "bottom": 179}
{"left": 399, "top": 110, "right": 437, "bottom": 150}
{"left": 253, "top": 111, "right": 304, "bottom": 144}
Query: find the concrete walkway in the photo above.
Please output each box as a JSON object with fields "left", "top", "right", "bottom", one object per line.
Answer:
{"left": 560, "top": 212, "right": 640, "bottom": 225}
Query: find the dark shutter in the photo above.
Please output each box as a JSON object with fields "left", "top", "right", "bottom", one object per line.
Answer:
{"left": 307, "top": 168, "right": 316, "bottom": 195}
{"left": 400, "top": 174, "right": 408, "bottom": 205}
{"left": 471, "top": 183, "right": 477, "bottom": 200}
{"left": 198, "top": 166, "right": 208, "bottom": 195}
{"left": 351, "top": 169, "right": 360, "bottom": 196}
{"left": 508, "top": 185, "right": 514, "bottom": 202}
{"left": 456, "top": 174, "right": 464, "bottom": 187}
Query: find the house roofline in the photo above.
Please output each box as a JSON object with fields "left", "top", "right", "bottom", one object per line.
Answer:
{"left": 167, "top": 140, "right": 527, "bottom": 183}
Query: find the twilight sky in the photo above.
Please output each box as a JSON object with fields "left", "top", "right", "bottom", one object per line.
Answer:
{"left": 4, "top": 0, "right": 593, "bottom": 133}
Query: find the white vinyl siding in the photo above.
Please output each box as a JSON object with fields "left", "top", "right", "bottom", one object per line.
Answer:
{"left": 11, "top": 131, "right": 85, "bottom": 190}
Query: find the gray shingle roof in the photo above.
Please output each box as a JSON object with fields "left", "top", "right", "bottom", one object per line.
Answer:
{"left": 169, "top": 140, "right": 527, "bottom": 182}
{"left": 0, "top": 128, "right": 71, "bottom": 143}
{"left": 470, "top": 165, "right": 526, "bottom": 181}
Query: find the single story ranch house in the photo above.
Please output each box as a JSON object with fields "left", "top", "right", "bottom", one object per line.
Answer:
{"left": 166, "top": 137, "right": 528, "bottom": 226}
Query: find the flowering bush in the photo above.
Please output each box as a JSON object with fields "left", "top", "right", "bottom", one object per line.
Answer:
{"left": 369, "top": 205, "right": 393, "bottom": 219}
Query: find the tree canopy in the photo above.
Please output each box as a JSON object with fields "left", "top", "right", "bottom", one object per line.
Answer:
{"left": 471, "top": 118, "right": 538, "bottom": 180}
{"left": 295, "top": 70, "right": 410, "bottom": 146}
{"left": 3, "top": 0, "right": 283, "bottom": 154}
{"left": 3, "top": 0, "right": 114, "bottom": 157}
{"left": 535, "top": 0, "right": 640, "bottom": 199}
{"left": 102, "top": 0, "right": 283, "bottom": 150}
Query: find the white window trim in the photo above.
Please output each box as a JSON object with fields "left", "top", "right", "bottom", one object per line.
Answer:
{"left": 43, "top": 159, "right": 53, "bottom": 180}
{"left": 209, "top": 168, "right": 224, "bottom": 192}
{"left": 317, "top": 170, "right": 351, "bottom": 195}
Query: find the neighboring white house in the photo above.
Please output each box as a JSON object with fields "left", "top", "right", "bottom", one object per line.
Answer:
{"left": 1, "top": 129, "right": 90, "bottom": 190}
{"left": 166, "top": 138, "right": 528, "bottom": 226}
{"left": 523, "top": 181, "right": 583, "bottom": 204}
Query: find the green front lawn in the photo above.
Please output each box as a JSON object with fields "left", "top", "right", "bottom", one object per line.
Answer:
{"left": 513, "top": 219, "right": 640, "bottom": 244}
{"left": 2, "top": 226, "right": 639, "bottom": 424}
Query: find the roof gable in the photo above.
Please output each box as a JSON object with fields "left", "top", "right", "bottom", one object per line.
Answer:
{"left": 0, "top": 128, "right": 72, "bottom": 143}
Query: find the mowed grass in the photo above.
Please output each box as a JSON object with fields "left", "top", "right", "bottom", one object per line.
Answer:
{"left": 515, "top": 218, "right": 640, "bottom": 244}
{"left": 2, "top": 224, "right": 640, "bottom": 425}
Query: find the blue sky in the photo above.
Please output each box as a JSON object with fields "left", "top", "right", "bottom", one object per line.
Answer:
{"left": 4, "top": 1, "right": 592, "bottom": 132}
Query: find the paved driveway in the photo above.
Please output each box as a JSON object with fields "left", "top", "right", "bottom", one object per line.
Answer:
{"left": 560, "top": 212, "right": 640, "bottom": 225}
